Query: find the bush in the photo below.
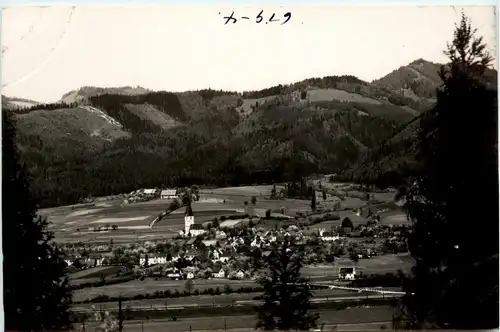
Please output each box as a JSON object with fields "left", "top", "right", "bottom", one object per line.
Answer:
{"left": 265, "top": 209, "right": 271, "bottom": 218}
{"left": 251, "top": 196, "right": 257, "bottom": 204}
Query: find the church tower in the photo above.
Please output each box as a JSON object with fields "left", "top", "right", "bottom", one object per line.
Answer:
{"left": 184, "top": 202, "right": 194, "bottom": 235}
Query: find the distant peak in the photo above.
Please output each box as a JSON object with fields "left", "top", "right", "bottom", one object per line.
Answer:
{"left": 408, "top": 58, "right": 439, "bottom": 67}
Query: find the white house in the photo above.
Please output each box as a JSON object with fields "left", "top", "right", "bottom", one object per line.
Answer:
{"left": 212, "top": 268, "right": 225, "bottom": 278}
{"left": 140, "top": 255, "right": 168, "bottom": 266}
{"left": 161, "top": 189, "right": 178, "bottom": 199}
{"left": 166, "top": 269, "right": 182, "bottom": 280}
{"left": 321, "top": 232, "right": 339, "bottom": 242}
{"left": 319, "top": 229, "right": 340, "bottom": 242}
{"left": 338, "top": 267, "right": 356, "bottom": 281}
{"left": 143, "top": 189, "right": 156, "bottom": 195}
{"left": 210, "top": 248, "right": 223, "bottom": 261}
{"left": 64, "top": 257, "right": 76, "bottom": 266}
{"left": 189, "top": 224, "right": 206, "bottom": 237}
{"left": 84, "top": 256, "right": 105, "bottom": 267}
{"left": 235, "top": 269, "right": 245, "bottom": 279}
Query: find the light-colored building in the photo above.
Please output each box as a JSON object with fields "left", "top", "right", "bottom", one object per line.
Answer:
{"left": 189, "top": 224, "right": 206, "bottom": 237}
{"left": 161, "top": 189, "right": 178, "bottom": 199}
{"left": 139, "top": 255, "right": 168, "bottom": 266}
{"left": 212, "top": 268, "right": 225, "bottom": 278}
{"left": 166, "top": 269, "right": 182, "bottom": 280}
{"left": 319, "top": 229, "right": 340, "bottom": 242}
{"left": 143, "top": 189, "right": 156, "bottom": 195}
{"left": 235, "top": 269, "right": 245, "bottom": 279}
{"left": 210, "top": 248, "right": 223, "bottom": 261}
{"left": 338, "top": 267, "right": 356, "bottom": 281}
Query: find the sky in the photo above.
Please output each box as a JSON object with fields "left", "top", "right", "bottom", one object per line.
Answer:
{"left": 2, "top": 5, "right": 497, "bottom": 103}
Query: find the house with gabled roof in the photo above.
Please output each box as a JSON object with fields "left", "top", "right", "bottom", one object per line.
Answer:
{"left": 338, "top": 266, "right": 356, "bottom": 281}
{"left": 212, "top": 268, "right": 225, "bottom": 278}
{"left": 143, "top": 189, "right": 156, "bottom": 195}
{"left": 235, "top": 269, "right": 246, "bottom": 279}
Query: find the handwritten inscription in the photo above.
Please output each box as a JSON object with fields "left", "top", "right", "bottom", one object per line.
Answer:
{"left": 219, "top": 10, "right": 292, "bottom": 25}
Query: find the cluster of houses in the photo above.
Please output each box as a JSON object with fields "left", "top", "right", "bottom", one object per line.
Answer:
{"left": 139, "top": 245, "right": 236, "bottom": 267}
{"left": 152, "top": 266, "right": 247, "bottom": 280}
{"left": 122, "top": 188, "right": 179, "bottom": 204}
{"left": 64, "top": 254, "right": 106, "bottom": 268}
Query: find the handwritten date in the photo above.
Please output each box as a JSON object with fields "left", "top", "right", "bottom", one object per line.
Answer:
{"left": 220, "top": 10, "right": 292, "bottom": 25}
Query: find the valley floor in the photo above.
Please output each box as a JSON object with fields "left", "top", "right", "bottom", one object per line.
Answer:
{"left": 74, "top": 306, "right": 395, "bottom": 332}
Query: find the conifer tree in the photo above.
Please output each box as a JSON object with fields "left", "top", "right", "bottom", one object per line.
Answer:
{"left": 255, "top": 238, "right": 319, "bottom": 330}
{"left": 3, "top": 111, "right": 72, "bottom": 330}
{"left": 396, "top": 13, "right": 498, "bottom": 329}
{"left": 311, "top": 188, "right": 316, "bottom": 210}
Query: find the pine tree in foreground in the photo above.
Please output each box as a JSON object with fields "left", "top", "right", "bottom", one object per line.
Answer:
{"left": 3, "top": 111, "right": 73, "bottom": 330}
{"left": 395, "top": 13, "right": 499, "bottom": 329}
{"left": 255, "top": 238, "right": 319, "bottom": 330}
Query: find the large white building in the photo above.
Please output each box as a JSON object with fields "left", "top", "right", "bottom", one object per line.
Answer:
{"left": 161, "top": 189, "right": 178, "bottom": 199}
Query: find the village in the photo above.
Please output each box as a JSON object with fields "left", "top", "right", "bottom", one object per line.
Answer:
{"left": 60, "top": 183, "right": 411, "bottom": 301}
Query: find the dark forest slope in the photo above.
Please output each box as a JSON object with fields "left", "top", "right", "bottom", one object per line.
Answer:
{"left": 6, "top": 59, "right": 494, "bottom": 207}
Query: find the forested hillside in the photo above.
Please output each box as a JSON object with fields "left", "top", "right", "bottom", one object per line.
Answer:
{"left": 5, "top": 58, "right": 494, "bottom": 207}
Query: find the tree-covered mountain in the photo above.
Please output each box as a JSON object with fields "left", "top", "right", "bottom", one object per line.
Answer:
{"left": 4, "top": 59, "right": 495, "bottom": 207}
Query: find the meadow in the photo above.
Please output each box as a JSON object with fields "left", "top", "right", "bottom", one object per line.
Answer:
{"left": 42, "top": 184, "right": 316, "bottom": 244}
{"left": 303, "top": 254, "right": 413, "bottom": 278}
{"left": 76, "top": 306, "right": 396, "bottom": 332}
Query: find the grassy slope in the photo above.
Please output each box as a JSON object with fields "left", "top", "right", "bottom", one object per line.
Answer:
{"left": 15, "top": 107, "right": 130, "bottom": 145}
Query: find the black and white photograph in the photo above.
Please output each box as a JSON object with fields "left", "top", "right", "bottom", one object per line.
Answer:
{"left": 2, "top": 5, "right": 498, "bottom": 332}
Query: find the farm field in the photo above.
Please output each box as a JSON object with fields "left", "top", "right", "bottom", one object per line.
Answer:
{"left": 69, "top": 266, "right": 122, "bottom": 280}
{"left": 72, "top": 253, "right": 411, "bottom": 303}
{"left": 303, "top": 254, "right": 413, "bottom": 277}
{"left": 72, "top": 278, "right": 259, "bottom": 302}
{"left": 72, "top": 288, "right": 378, "bottom": 310}
{"left": 42, "top": 185, "right": 323, "bottom": 244}
{"left": 43, "top": 183, "right": 409, "bottom": 255}
{"left": 75, "top": 307, "right": 395, "bottom": 332}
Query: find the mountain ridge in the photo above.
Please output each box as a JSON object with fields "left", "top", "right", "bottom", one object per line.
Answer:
{"left": 5, "top": 58, "right": 497, "bottom": 208}
{"left": 3, "top": 58, "right": 443, "bottom": 108}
